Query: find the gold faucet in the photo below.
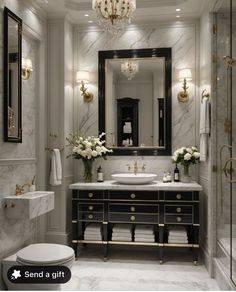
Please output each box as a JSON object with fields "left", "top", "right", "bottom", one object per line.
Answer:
{"left": 15, "top": 183, "right": 30, "bottom": 196}
{"left": 126, "top": 162, "right": 146, "bottom": 175}
{"left": 134, "top": 161, "right": 138, "bottom": 175}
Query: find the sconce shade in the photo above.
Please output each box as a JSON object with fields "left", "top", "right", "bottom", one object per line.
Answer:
{"left": 179, "top": 68, "right": 192, "bottom": 81}
{"left": 22, "top": 58, "right": 33, "bottom": 71}
{"left": 76, "top": 71, "right": 90, "bottom": 83}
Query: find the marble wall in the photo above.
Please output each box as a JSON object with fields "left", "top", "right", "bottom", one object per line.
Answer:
{"left": 74, "top": 22, "right": 199, "bottom": 181}
{"left": 0, "top": 1, "right": 46, "bottom": 289}
{"left": 198, "top": 8, "right": 212, "bottom": 274}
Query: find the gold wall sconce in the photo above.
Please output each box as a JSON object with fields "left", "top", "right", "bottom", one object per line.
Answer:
{"left": 22, "top": 58, "right": 33, "bottom": 80}
{"left": 76, "top": 70, "right": 94, "bottom": 103}
{"left": 177, "top": 68, "right": 192, "bottom": 102}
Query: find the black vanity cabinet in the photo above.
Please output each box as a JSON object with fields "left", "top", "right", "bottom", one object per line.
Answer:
{"left": 71, "top": 186, "right": 200, "bottom": 265}
{"left": 117, "top": 98, "right": 139, "bottom": 147}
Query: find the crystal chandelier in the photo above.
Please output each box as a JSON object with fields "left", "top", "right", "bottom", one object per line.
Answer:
{"left": 121, "top": 60, "right": 139, "bottom": 80}
{"left": 92, "top": 0, "right": 136, "bottom": 35}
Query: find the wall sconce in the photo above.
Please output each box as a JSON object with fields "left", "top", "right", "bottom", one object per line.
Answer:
{"left": 76, "top": 70, "right": 94, "bottom": 103}
{"left": 177, "top": 68, "right": 192, "bottom": 102}
{"left": 22, "top": 58, "right": 33, "bottom": 80}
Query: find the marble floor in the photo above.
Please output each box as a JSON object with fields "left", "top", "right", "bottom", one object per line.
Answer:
{"left": 63, "top": 246, "right": 220, "bottom": 291}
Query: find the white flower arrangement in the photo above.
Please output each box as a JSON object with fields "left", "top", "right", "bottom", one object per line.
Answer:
{"left": 172, "top": 146, "right": 200, "bottom": 167}
{"left": 67, "top": 132, "right": 113, "bottom": 160}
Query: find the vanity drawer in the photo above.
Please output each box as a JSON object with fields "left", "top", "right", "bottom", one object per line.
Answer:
{"left": 109, "top": 191, "right": 158, "bottom": 201}
{"left": 109, "top": 213, "right": 159, "bottom": 224}
{"left": 77, "top": 190, "right": 104, "bottom": 200}
{"left": 78, "top": 211, "right": 103, "bottom": 222}
{"left": 164, "top": 191, "right": 193, "bottom": 201}
{"left": 109, "top": 203, "right": 159, "bottom": 214}
{"left": 164, "top": 214, "right": 192, "bottom": 224}
{"left": 164, "top": 205, "right": 193, "bottom": 215}
{"left": 78, "top": 203, "right": 104, "bottom": 212}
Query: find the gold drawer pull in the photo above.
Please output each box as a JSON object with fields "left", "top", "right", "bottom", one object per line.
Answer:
{"left": 88, "top": 192, "right": 94, "bottom": 198}
{"left": 176, "top": 216, "right": 182, "bottom": 222}
{"left": 176, "top": 193, "right": 182, "bottom": 200}
{"left": 131, "top": 193, "right": 136, "bottom": 199}
{"left": 130, "top": 206, "right": 136, "bottom": 212}
{"left": 176, "top": 207, "right": 182, "bottom": 213}
{"left": 88, "top": 205, "right": 94, "bottom": 211}
{"left": 130, "top": 215, "right": 136, "bottom": 221}
{"left": 88, "top": 214, "right": 94, "bottom": 219}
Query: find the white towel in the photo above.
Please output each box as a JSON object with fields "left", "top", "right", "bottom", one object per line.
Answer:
{"left": 200, "top": 97, "right": 210, "bottom": 162}
{"left": 49, "top": 149, "right": 62, "bottom": 186}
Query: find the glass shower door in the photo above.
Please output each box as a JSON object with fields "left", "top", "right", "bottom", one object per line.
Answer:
{"left": 215, "top": 0, "right": 236, "bottom": 285}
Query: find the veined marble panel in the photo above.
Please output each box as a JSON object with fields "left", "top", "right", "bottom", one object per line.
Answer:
{"left": 76, "top": 23, "right": 197, "bottom": 154}
{"left": 75, "top": 23, "right": 199, "bottom": 189}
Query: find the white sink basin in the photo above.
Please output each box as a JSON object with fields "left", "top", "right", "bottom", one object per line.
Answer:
{"left": 4, "top": 191, "right": 54, "bottom": 220}
{"left": 112, "top": 173, "right": 157, "bottom": 185}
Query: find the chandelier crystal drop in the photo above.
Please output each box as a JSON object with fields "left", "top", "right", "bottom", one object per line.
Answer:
{"left": 92, "top": 0, "right": 136, "bottom": 35}
{"left": 121, "top": 60, "right": 139, "bottom": 80}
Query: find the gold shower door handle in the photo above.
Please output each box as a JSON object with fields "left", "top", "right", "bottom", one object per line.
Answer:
{"left": 223, "top": 158, "right": 236, "bottom": 183}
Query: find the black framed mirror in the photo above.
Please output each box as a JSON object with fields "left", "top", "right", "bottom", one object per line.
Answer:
{"left": 4, "top": 7, "right": 22, "bottom": 142}
{"left": 98, "top": 48, "right": 172, "bottom": 156}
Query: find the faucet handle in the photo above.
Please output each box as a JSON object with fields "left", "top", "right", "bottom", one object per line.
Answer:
{"left": 142, "top": 164, "right": 146, "bottom": 171}
{"left": 126, "top": 164, "right": 131, "bottom": 171}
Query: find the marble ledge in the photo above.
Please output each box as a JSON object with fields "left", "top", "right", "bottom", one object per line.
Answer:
{"left": 69, "top": 180, "right": 203, "bottom": 191}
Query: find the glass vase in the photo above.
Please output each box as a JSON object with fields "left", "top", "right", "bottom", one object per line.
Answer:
{"left": 181, "top": 165, "right": 191, "bottom": 183}
{"left": 82, "top": 159, "right": 94, "bottom": 183}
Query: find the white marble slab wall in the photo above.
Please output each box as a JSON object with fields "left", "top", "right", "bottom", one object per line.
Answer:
{"left": 0, "top": 1, "right": 46, "bottom": 289}
{"left": 75, "top": 22, "right": 199, "bottom": 180}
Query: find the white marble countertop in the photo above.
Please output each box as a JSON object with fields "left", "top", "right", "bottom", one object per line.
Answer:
{"left": 69, "top": 180, "right": 203, "bottom": 191}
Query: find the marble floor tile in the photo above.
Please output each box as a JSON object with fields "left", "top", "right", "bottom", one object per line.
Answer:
{"left": 63, "top": 247, "right": 220, "bottom": 291}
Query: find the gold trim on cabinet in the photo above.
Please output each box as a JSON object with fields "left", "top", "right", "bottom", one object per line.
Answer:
{"left": 164, "top": 243, "right": 199, "bottom": 248}
{"left": 108, "top": 241, "right": 158, "bottom": 246}
{"left": 72, "top": 240, "right": 78, "bottom": 243}
{"left": 77, "top": 240, "right": 105, "bottom": 244}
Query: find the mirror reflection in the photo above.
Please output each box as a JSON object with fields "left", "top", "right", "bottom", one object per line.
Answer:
{"left": 105, "top": 57, "right": 165, "bottom": 148}
{"left": 4, "top": 7, "right": 22, "bottom": 142}
{"left": 99, "top": 48, "right": 172, "bottom": 156}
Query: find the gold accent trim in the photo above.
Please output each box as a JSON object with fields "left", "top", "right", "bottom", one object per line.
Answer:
{"left": 223, "top": 157, "right": 236, "bottom": 183}
{"left": 72, "top": 240, "right": 78, "bottom": 243}
{"left": 108, "top": 241, "right": 158, "bottom": 246}
{"left": 164, "top": 243, "right": 199, "bottom": 248}
{"left": 77, "top": 240, "right": 105, "bottom": 244}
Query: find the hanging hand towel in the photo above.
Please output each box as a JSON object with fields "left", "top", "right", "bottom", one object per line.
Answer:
{"left": 49, "top": 149, "right": 62, "bottom": 186}
{"left": 200, "top": 96, "right": 210, "bottom": 161}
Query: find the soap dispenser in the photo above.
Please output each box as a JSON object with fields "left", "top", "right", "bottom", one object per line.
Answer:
{"left": 97, "top": 166, "right": 104, "bottom": 182}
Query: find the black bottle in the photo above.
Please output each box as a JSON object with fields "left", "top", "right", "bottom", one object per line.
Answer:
{"left": 97, "top": 166, "right": 104, "bottom": 182}
{"left": 174, "top": 164, "right": 180, "bottom": 182}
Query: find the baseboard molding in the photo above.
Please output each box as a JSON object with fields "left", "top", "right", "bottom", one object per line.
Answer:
{"left": 213, "top": 258, "right": 236, "bottom": 290}
{"left": 0, "top": 158, "right": 37, "bottom": 165}
{"left": 200, "top": 245, "right": 211, "bottom": 276}
{"left": 45, "top": 231, "right": 69, "bottom": 245}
